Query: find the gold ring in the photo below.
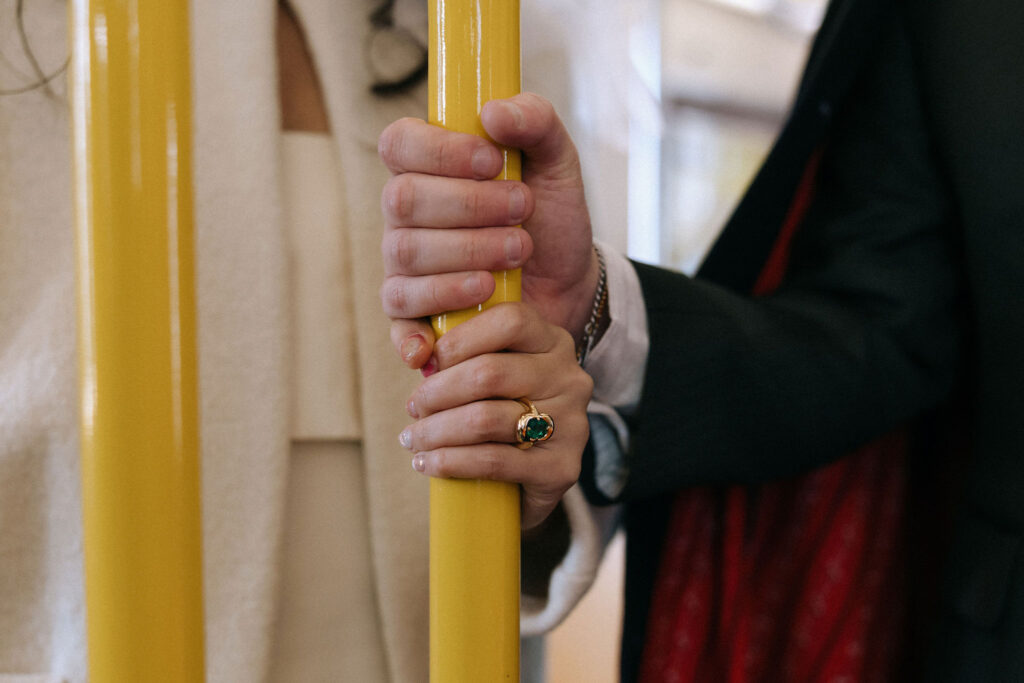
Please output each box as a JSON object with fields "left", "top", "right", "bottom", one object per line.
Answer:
{"left": 515, "top": 398, "right": 554, "bottom": 450}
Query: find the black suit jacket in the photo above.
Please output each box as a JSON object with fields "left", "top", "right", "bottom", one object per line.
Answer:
{"left": 581, "top": 1, "right": 1024, "bottom": 680}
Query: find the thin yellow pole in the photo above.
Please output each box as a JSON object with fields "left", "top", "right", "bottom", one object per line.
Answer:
{"left": 70, "top": 1, "right": 205, "bottom": 680}
{"left": 428, "top": 0, "right": 522, "bottom": 680}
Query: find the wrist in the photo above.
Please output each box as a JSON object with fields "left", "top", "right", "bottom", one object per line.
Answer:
{"left": 574, "top": 245, "right": 608, "bottom": 365}
{"left": 563, "top": 245, "right": 602, "bottom": 344}
{"left": 523, "top": 241, "right": 603, "bottom": 347}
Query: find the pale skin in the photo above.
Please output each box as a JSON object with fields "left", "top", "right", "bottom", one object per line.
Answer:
{"left": 379, "top": 92, "right": 601, "bottom": 356}
{"left": 277, "top": 1, "right": 330, "bottom": 133}
{"left": 397, "top": 302, "right": 592, "bottom": 529}
{"left": 375, "top": 91, "right": 599, "bottom": 527}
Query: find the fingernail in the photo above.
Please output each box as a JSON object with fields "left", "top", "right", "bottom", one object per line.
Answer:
{"left": 407, "top": 398, "right": 419, "bottom": 418}
{"left": 399, "top": 429, "right": 412, "bottom": 449}
{"left": 508, "top": 186, "right": 526, "bottom": 222}
{"left": 471, "top": 146, "right": 498, "bottom": 178}
{"left": 504, "top": 232, "right": 524, "bottom": 265}
{"left": 401, "top": 335, "right": 425, "bottom": 364}
{"left": 420, "top": 357, "right": 437, "bottom": 378}
{"left": 462, "top": 273, "right": 484, "bottom": 298}
{"left": 412, "top": 454, "right": 426, "bottom": 472}
{"left": 501, "top": 101, "right": 524, "bottom": 130}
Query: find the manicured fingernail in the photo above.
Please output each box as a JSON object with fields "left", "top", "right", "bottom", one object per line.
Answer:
{"left": 420, "top": 357, "right": 437, "bottom": 378}
{"left": 407, "top": 398, "right": 419, "bottom": 418}
{"left": 412, "top": 454, "right": 426, "bottom": 472}
{"left": 508, "top": 186, "right": 526, "bottom": 222}
{"left": 471, "top": 146, "right": 499, "bottom": 178}
{"left": 401, "top": 335, "right": 424, "bottom": 364}
{"left": 399, "top": 429, "right": 412, "bottom": 449}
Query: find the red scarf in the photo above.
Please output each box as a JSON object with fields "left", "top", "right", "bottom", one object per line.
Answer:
{"left": 640, "top": 152, "right": 907, "bottom": 682}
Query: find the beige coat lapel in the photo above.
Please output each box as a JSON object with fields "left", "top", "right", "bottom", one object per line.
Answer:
{"left": 292, "top": 1, "right": 430, "bottom": 681}
{"left": 191, "top": 2, "right": 291, "bottom": 681}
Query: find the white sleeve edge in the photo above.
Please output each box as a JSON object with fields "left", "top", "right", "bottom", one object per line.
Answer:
{"left": 585, "top": 242, "right": 648, "bottom": 412}
{"left": 520, "top": 485, "right": 619, "bottom": 635}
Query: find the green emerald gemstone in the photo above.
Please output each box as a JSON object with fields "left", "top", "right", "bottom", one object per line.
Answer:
{"left": 524, "top": 417, "right": 550, "bottom": 441}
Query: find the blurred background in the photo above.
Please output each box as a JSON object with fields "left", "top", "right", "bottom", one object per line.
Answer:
{"left": 522, "top": 0, "right": 827, "bottom": 679}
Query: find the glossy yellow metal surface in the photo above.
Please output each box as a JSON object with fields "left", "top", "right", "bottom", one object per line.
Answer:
{"left": 429, "top": 0, "right": 522, "bottom": 680}
{"left": 70, "top": 1, "right": 205, "bottom": 680}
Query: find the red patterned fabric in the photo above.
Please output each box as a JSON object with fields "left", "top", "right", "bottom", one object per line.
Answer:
{"left": 640, "top": 151, "right": 908, "bottom": 682}
{"left": 640, "top": 440, "right": 906, "bottom": 682}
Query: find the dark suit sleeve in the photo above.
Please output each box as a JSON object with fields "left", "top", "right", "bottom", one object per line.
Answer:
{"left": 601, "top": 18, "right": 964, "bottom": 504}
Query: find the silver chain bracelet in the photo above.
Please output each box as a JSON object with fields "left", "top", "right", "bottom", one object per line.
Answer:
{"left": 576, "top": 244, "right": 608, "bottom": 366}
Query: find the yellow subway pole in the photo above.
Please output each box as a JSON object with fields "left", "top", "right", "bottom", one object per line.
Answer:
{"left": 70, "top": 1, "right": 205, "bottom": 680}
{"left": 429, "top": 0, "right": 522, "bottom": 679}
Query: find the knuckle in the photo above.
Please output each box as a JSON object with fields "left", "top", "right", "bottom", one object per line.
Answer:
{"left": 471, "top": 361, "right": 503, "bottom": 396}
{"left": 575, "top": 368, "right": 595, "bottom": 398}
{"left": 467, "top": 403, "right": 496, "bottom": 437}
{"left": 382, "top": 175, "right": 414, "bottom": 225}
{"left": 551, "top": 326, "right": 575, "bottom": 355}
{"left": 432, "top": 334, "right": 457, "bottom": 369}
{"left": 561, "top": 460, "right": 582, "bottom": 487}
{"left": 427, "top": 277, "right": 446, "bottom": 312}
{"left": 482, "top": 450, "right": 506, "bottom": 480}
{"left": 391, "top": 230, "right": 418, "bottom": 272}
{"left": 575, "top": 413, "right": 592, "bottom": 443}
{"left": 460, "top": 234, "right": 482, "bottom": 269}
{"left": 378, "top": 125, "right": 397, "bottom": 164}
{"left": 380, "top": 118, "right": 419, "bottom": 165}
{"left": 554, "top": 325, "right": 574, "bottom": 348}
{"left": 415, "top": 382, "right": 437, "bottom": 415}
{"left": 535, "top": 94, "right": 556, "bottom": 127}
{"left": 487, "top": 406, "right": 513, "bottom": 439}
{"left": 379, "top": 279, "right": 406, "bottom": 316}
{"left": 436, "top": 136, "right": 460, "bottom": 174}
{"left": 504, "top": 305, "right": 530, "bottom": 340}
{"left": 554, "top": 447, "right": 582, "bottom": 485}
{"left": 522, "top": 92, "right": 555, "bottom": 127}
{"left": 460, "top": 188, "right": 482, "bottom": 222}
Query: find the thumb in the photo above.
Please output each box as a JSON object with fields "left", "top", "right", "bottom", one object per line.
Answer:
{"left": 480, "top": 93, "right": 596, "bottom": 334}
{"left": 480, "top": 92, "right": 583, "bottom": 186}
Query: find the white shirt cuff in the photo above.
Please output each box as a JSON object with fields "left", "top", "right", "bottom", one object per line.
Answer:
{"left": 584, "top": 242, "right": 649, "bottom": 413}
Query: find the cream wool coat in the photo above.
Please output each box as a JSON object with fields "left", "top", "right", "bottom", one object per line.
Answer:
{"left": 0, "top": 0, "right": 429, "bottom": 680}
{"left": 0, "top": 0, "right": 603, "bottom": 681}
